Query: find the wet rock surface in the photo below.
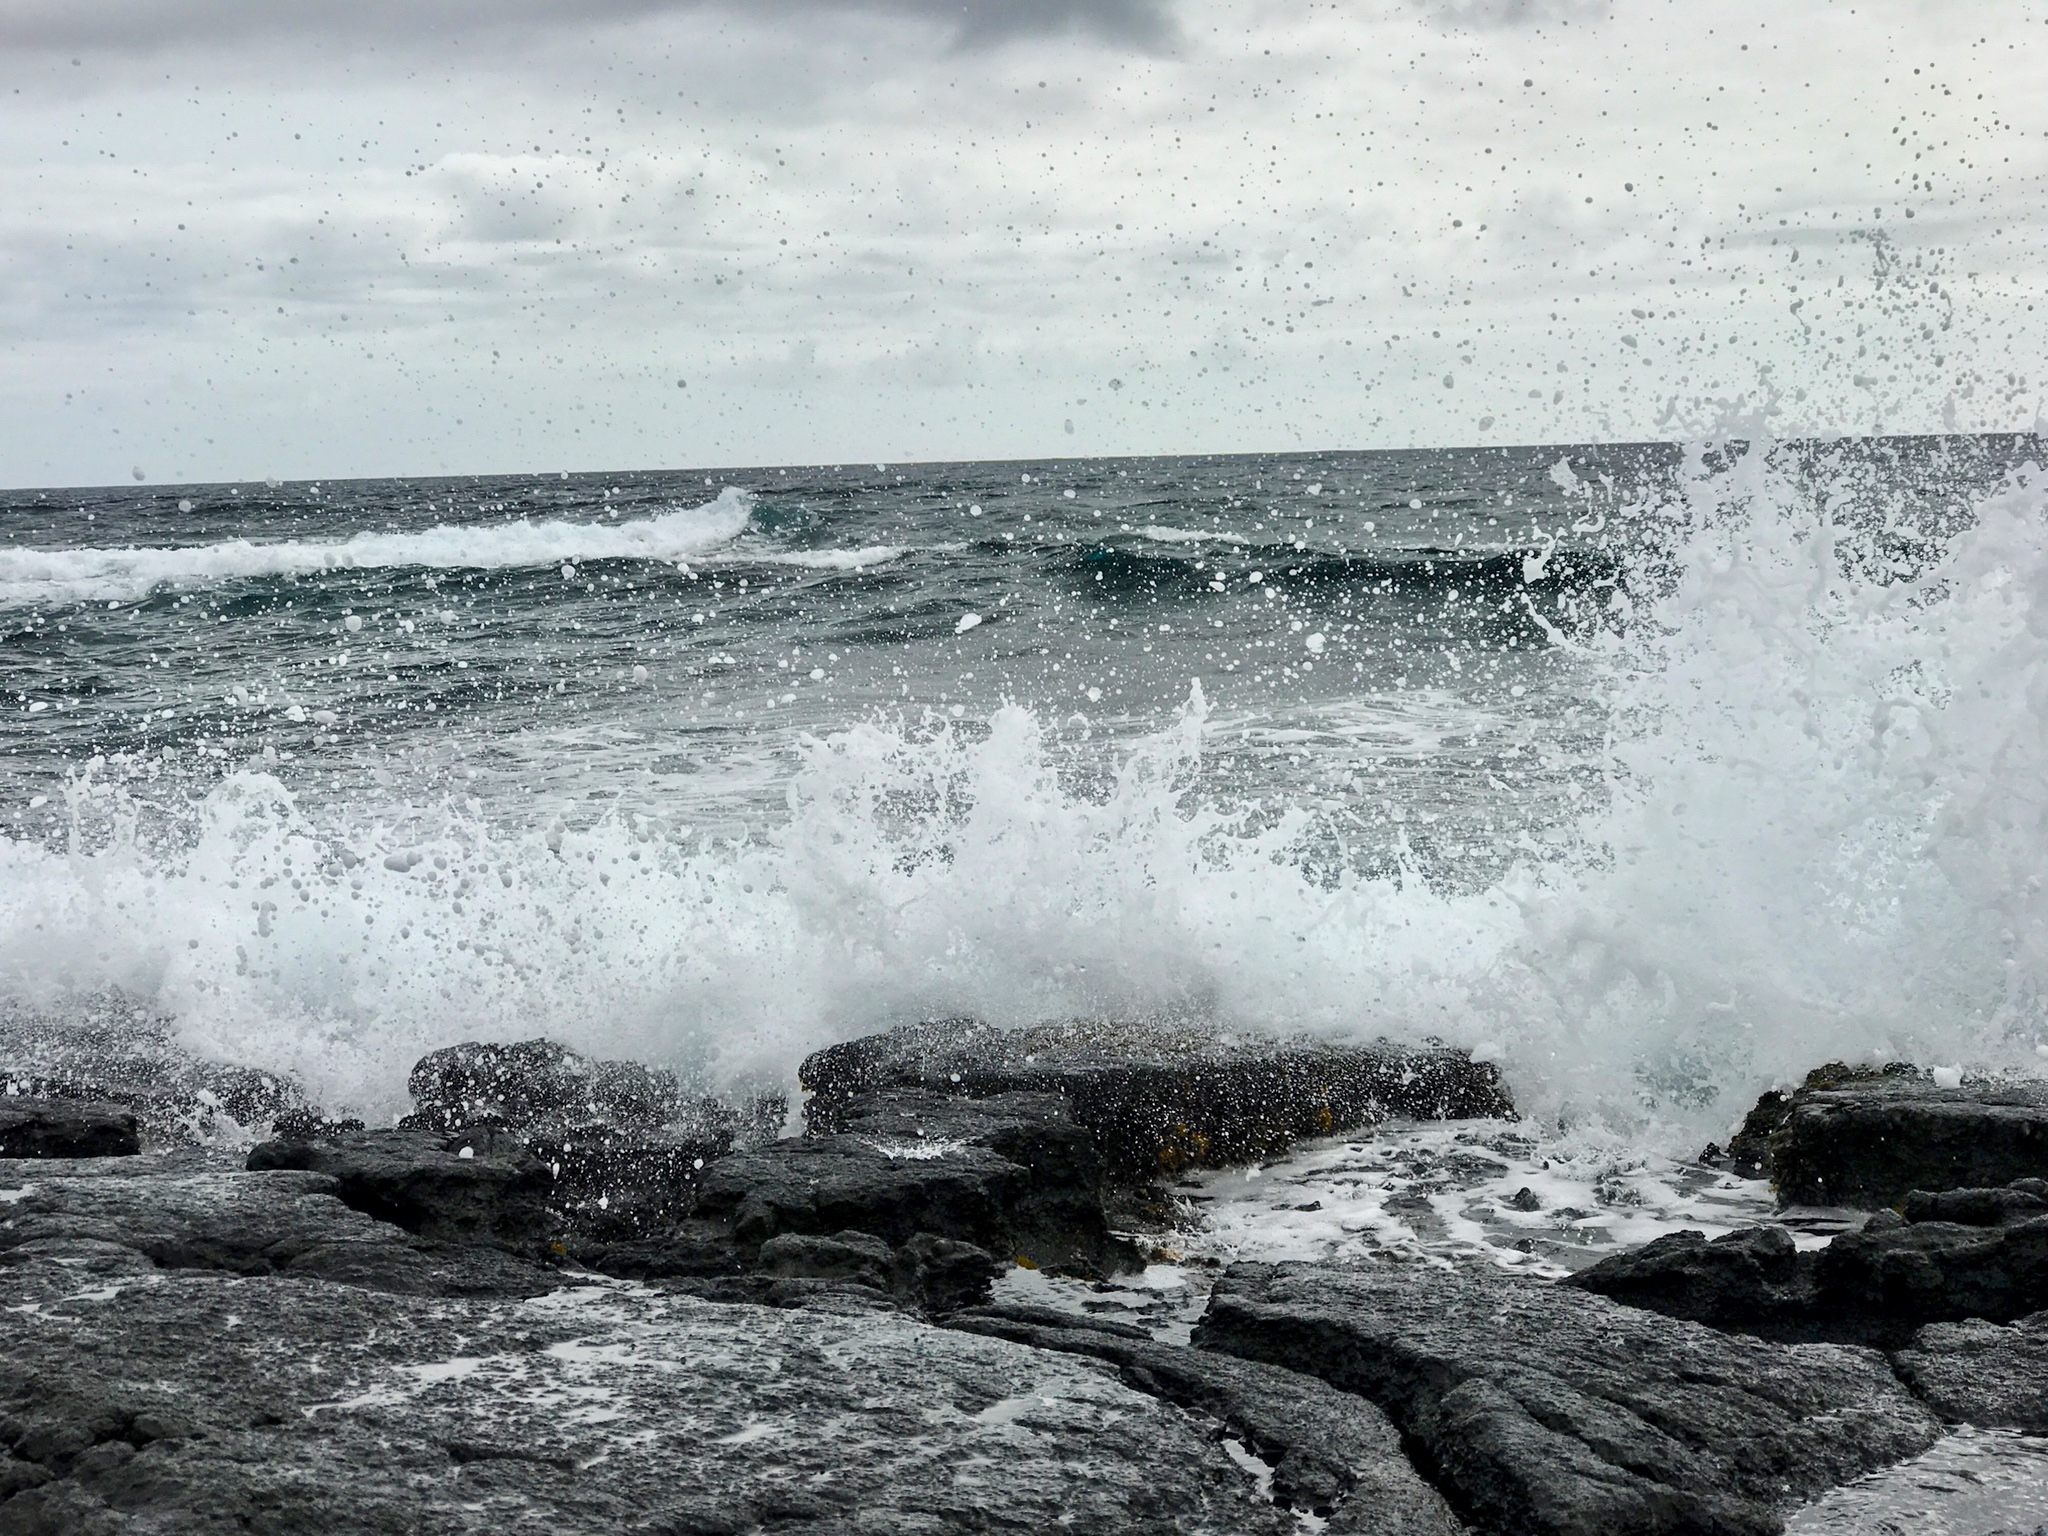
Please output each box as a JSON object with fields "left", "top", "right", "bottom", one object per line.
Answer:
{"left": 1194, "top": 1259, "right": 1941, "bottom": 1536}
{"left": 0, "top": 1157, "right": 556, "bottom": 1298}
{"left": 1904, "top": 1181, "right": 2048, "bottom": 1225}
{"left": 950, "top": 1302, "right": 1461, "bottom": 1535}
{"left": 1718, "top": 1062, "right": 1921, "bottom": 1179}
{"left": 0, "top": 1257, "right": 1302, "bottom": 1536}
{"left": 715, "top": 1089, "right": 1131, "bottom": 1273}
{"left": 10, "top": 1037, "right": 2039, "bottom": 1534}
{"left": 1814, "top": 1205, "right": 2048, "bottom": 1334}
{"left": 1757, "top": 1070, "right": 2048, "bottom": 1208}
{"left": 247, "top": 1129, "right": 559, "bottom": 1254}
{"left": 1560, "top": 1222, "right": 1816, "bottom": 1333}
{"left": 0, "top": 999, "right": 309, "bottom": 1145}
{"left": 1893, "top": 1312, "right": 2048, "bottom": 1434}
{"left": 0, "top": 1100, "right": 140, "bottom": 1161}
{"left": 1567, "top": 1179, "right": 2048, "bottom": 1345}
{"left": 401, "top": 1037, "right": 776, "bottom": 1239}
{"left": 802, "top": 1016, "right": 1514, "bottom": 1180}
{"left": 404, "top": 1035, "right": 767, "bottom": 1142}
{"left": 683, "top": 1132, "right": 1041, "bottom": 1306}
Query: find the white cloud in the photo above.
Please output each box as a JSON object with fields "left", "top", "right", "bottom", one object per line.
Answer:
{"left": 0, "top": 0, "right": 2041, "bottom": 485}
{"left": 0, "top": 0, "right": 1174, "bottom": 54}
{"left": 1406, "top": 0, "right": 1607, "bottom": 28}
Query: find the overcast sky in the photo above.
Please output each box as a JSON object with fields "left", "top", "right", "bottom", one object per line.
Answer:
{"left": 0, "top": 0, "right": 2042, "bottom": 486}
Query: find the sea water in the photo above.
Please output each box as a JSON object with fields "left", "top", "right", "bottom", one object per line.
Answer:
{"left": 8, "top": 435, "right": 2048, "bottom": 1525}
{"left": 0, "top": 435, "right": 2042, "bottom": 1148}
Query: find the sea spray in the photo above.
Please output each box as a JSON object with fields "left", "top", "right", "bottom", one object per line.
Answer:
{"left": 0, "top": 443, "right": 2041, "bottom": 1145}
{"left": 1490, "top": 439, "right": 2048, "bottom": 1134}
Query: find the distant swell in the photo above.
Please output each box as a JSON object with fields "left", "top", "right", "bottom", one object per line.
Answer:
{"left": 0, "top": 488, "right": 755, "bottom": 607}
{"left": 1071, "top": 542, "right": 1622, "bottom": 600}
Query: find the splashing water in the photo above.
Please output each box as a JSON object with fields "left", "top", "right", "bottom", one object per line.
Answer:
{"left": 0, "top": 443, "right": 2041, "bottom": 1143}
{"left": 1490, "top": 439, "right": 2048, "bottom": 1135}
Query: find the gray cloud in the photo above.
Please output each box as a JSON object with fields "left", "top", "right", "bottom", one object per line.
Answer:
{"left": 1408, "top": 0, "right": 1607, "bottom": 27}
{"left": 0, "top": 0, "right": 1173, "bottom": 55}
{"left": 0, "top": 0, "right": 2036, "bottom": 487}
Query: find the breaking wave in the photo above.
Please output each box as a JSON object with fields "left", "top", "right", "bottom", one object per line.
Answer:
{"left": 0, "top": 443, "right": 2044, "bottom": 1148}
{"left": 0, "top": 488, "right": 756, "bottom": 607}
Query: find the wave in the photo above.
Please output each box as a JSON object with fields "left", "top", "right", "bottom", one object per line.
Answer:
{"left": 1073, "top": 541, "right": 1622, "bottom": 603}
{"left": 742, "top": 546, "right": 904, "bottom": 572}
{"left": 1136, "top": 526, "right": 1249, "bottom": 546}
{"left": 0, "top": 488, "right": 756, "bottom": 607}
{"left": 0, "top": 446, "right": 2043, "bottom": 1146}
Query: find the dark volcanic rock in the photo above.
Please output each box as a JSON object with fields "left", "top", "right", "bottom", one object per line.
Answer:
{"left": 0, "top": 1099, "right": 140, "bottom": 1160}
{"left": 757, "top": 1228, "right": 897, "bottom": 1287}
{"left": 1570, "top": 1189, "right": 2048, "bottom": 1345}
{"left": 1194, "top": 1259, "right": 1939, "bottom": 1536}
{"left": 406, "top": 1036, "right": 671, "bottom": 1130}
{"left": 525, "top": 1124, "right": 728, "bottom": 1239}
{"left": 595, "top": 1021, "right": 1505, "bottom": 1299}
{"left": 658, "top": 1088, "right": 1133, "bottom": 1295}
{"left": 0, "top": 1160, "right": 555, "bottom": 1297}
{"left": 698, "top": 1131, "right": 1032, "bottom": 1258}
{"left": 571, "top": 1218, "right": 743, "bottom": 1282}
{"left": 739, "top": 1229, "right": 1003, "bottom": 1312}
{"left": 892, "top": 1231, "right": 1006, "bottom": 1312}
{"left": 396, "top": 1038, "right": 777, "bottom": 1242}
{"left": 1893, "top": 1311, "right": 2048, "bottom": 1432}
{"left": 268, "top": 1108, "right": 366, "bottom": 1141}
{"left": 810, "top": 1089, "right": 1126, "bottom": 1267}
{"left": 247, "top": 1129, "right": 557, "bottom": 1254}
{"left": 591, "top": 1225, "right": 1002, "bottom": 1314}
{"left": 952, "top": 1304, "right": 1461, "bottom": 1535}
{"left": 1721, "top": 1062, "right": 1919, "bottom": 1179}
{"left": 1901, "top": 1180, "right": 2048, "bottom": 1226}
{"left": 802, "top": 1016, "right": 1514, "bottom": 1181}
{"left": 404, "top": 1035, "right": 751, "bottom": 1139}
{"left": 1561, "top": 1224, "right": 1814, "bottom": 1332}
{"left": 0, "top": 1258, "right": 1302, "bottom": 1535}
{"left": 0, "top": 997, "right": 311, "bottom": 1145}
{"left": 1812, "top": 1210, "right": 2048, "bottom": 1331}
{"left": 1766, "top": 1072, "right": 2048, "bottom": 1208}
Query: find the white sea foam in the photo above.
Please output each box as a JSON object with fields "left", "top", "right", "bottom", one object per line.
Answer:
{"left": 0, "top": 488, "right": 755, "bottom": 606}
{"left": 0, "top": 445, "right": 2043, "bottom": 1146}
{"left": 1183, "top": 1120, "right": 1790, "bottom": 1276}
{"left": 1137, "top": 526, "right": 1248, "bottom": 545}
{"left": 743, "top": 546, "right": 903, "bottom": 571}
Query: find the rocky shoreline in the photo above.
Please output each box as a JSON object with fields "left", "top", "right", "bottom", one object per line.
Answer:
{"left": 2, "top": 1025, "right": 2046, "bottom": 1534}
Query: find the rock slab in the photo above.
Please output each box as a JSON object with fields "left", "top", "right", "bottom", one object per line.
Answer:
{"left": 1893, "top": 1311, "right": 2048, "bottom": 1434}
{"left": 1567, "top": 1182, "right": 2048, "bottom": 1345}
{"left": 803, "top": 1016, "right": 1514, "bottom": 1181}
{"left": 0, "top": 1100, "right": 140, "bottom": 1161}
{"left": 247, "top": 1129, "right": 557, "bottom": 1254}
{"left": 1193, "top": 1259, "right": 1941, "bottom": 1536}
{"left": 0, "top": 1158, "right": 556, "bottom": 1299}
{"left": 0, "top": 1259, "right": 1301, "bottom": 1535}
{"left": 952, "top": 1302, "right": 1461, "bottom": 1536}
{"left": 399, "top": 1038, "right": 764, "bottom": 1238}
{"left": 1765, "top": 1072, "right": 2048, "bottom": 1208}
{"left": 405, "top": 1036, "right": 749, "bottom": 1138}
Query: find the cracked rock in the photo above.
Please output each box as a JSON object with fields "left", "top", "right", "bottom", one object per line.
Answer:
{"left": 1193, "top": 1259, "right": 1940, "bottom": 1536}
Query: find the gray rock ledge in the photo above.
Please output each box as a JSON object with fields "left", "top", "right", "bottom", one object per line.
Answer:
{"left": 1193, "top": 1259, "right": 1941, "bottom": 1536}
{"left": 0, "top": 1259, "right": 1300, "bottom": 1535}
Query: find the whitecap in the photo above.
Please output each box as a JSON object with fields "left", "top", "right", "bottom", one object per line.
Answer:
{"left": 1136, "top": 526, "right": 1249, "bottom": 545}
{"left": 0, "top": 488, "right": 755, "bottom": 606}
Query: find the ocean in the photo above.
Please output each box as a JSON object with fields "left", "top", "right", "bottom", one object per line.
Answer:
{"left": 1, "top": 434, "right": 2043, "bottom": 1152}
